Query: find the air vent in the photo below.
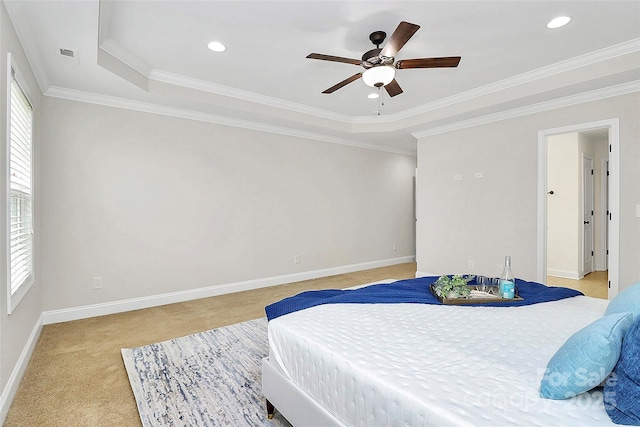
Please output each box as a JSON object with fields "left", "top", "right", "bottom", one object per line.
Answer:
{"left": 55, "top": 46, "right": 79, "bottom": 65}
{"left": 59, "top": 48, "right": 75, "bottom": 58}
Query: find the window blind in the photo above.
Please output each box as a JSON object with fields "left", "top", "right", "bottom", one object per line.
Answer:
{"left": 9, "top": 70, "right": 34, "bottom": 296}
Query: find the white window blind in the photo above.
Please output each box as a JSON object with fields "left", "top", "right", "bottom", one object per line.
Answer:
{"left": 8, "top": 67, "right": 34, "bottom": 302}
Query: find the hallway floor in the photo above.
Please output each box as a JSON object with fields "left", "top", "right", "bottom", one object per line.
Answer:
{"left": 547, "top": 270, "right": 608, "bottom": 299}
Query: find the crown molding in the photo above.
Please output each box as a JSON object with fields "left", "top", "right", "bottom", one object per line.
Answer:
{"left": 44, "top": 76, "right": 639, "bottom": 158}
{"left": 44, "top": 86, "right": 417, "bottom": 156}
{"left": 8, "top": 0, "right": 640, "bottom": 132}
{"left": 97, "top": 27, "right": 639, "bottom": 132}
{"left": 356, "top": 38, "right": 640, "bottom": 125}
{"left": 101, "top": 24, "right": 640, "bottom": 129}
{"left": 107, "top": 37, "right": 640, "bottom": 128}
{"left": 149, "top": 69, "right": 353, "bottom": 124}
{"left": 412, "top": 80, "right": 640, "bottom": 139}
{"left": 97, "top": 38, "right": 352, "bottom": 124}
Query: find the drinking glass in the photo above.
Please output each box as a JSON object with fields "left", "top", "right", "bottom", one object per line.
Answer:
{"left": 476, "top": 276, "right": 489, "bottom": 293}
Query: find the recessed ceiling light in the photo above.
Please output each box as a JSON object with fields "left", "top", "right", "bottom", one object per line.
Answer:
{"left": 547, "top": 16, "right": 571, "bottom": 29}
{"left": 368, "top": 93, "right": 380, "bottom": 99}
{"left": 207, "top": 41, "right": 226, "bottom": 52}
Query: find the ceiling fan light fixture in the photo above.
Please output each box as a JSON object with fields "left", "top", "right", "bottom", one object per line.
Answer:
{"left": 368, "top": 92, "right": 380, "bottom": 99}
{"left": 362, "top": 65, "right": 395, "bottom": 88}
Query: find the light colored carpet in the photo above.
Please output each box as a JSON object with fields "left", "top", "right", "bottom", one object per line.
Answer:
{"left": 121, "top": 318, "right": 290, "bottom": 427}
{"left": 5, "top": 263, "right": 416, "bottom": 426}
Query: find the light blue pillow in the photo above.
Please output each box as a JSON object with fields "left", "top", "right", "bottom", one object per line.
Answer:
{"left": 606, "top": 282, "right": 640, "bottom": 321}
{"left": 540, "top": 312, "right": 633, "bottom": 399}
{"left": 604, "top": 315, "right": 640, "bottom": 424}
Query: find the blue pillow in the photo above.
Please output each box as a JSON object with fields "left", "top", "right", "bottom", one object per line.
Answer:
{"left": 606, "top": 282, "right": 640, "bottom": 321}
{"left": 604, "top": 315, "right": 640, "bottom": 424}
{"left": 540, "top": 312, "right": 633, "bottom": 399}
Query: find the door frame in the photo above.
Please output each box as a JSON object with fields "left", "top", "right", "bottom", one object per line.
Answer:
{"left": 599, "top": 158, "right": 609, "bottom": 271}
{"left": 537, "top": 118, "right": 619, "bottom": 299}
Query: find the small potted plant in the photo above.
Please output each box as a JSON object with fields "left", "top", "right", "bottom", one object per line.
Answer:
{"left": 432, "top": 275, "right": 475, "bottom": 299}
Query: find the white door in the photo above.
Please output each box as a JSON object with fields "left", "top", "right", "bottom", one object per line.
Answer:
{"left": 583, "top": 156, "right": 594, "bottom": 275}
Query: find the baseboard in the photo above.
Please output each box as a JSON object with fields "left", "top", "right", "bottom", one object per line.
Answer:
{"left": 42, "top": 256, "right": 415, "bottom": 325}
{"left": 547, "top": 269, "right": 581, "bottom": 280}
{"left": 0, "top": 313, "right": 44, "bottom": 424}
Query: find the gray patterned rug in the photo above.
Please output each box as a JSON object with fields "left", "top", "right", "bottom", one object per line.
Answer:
{"left": 121, "top": 318, "right": 291, "bottom": 427}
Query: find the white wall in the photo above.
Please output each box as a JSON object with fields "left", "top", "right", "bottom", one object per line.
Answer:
{"left": 40, "top": 97, "right": 417, "bottom": 312}
{"left": 416, "top": 92, "right": 640, "bottom": 292}
{"left": 0, "top": 1, "right": 43, "bottom": 420}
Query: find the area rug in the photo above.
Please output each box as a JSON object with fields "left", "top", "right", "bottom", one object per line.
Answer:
{"left": 121, "top": 317, "right": 291, "bottom": 427}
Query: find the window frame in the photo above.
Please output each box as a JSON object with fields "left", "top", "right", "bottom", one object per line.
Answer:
{"left": 6, "top": 53, "right": 35, "bottom": 314}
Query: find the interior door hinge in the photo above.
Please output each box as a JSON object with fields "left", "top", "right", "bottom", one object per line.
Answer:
{"left": 591, "top": 250, "right": 594, "bottom": 256}
{"left": 608, "top": 281, "right": 611, "bottom": 289}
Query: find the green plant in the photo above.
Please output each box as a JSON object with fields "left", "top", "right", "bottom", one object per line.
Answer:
{"left": 433, "top": 275, "right": 475, "bottom": 298}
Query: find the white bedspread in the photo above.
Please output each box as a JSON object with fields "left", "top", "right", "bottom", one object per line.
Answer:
{"left": 268, "top": 294, "right": 613, "bottom": 426}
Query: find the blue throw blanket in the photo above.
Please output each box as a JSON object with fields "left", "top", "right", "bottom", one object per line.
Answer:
{"left": 265, "top": 276, "right": 583, "bottom": 321}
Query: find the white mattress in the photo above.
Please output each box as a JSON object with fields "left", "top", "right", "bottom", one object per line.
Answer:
{"left": 267, "top": 291, "right": 613, "bottom": 426}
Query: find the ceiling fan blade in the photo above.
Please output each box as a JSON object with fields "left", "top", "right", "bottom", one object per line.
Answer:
{"left": 384, "top": 79, "right": 403, "bottom": 97}
{"left": 395, "top": 56, "right": 461, "bottom": 69}
{"left": 380, "top": 21, "right": 420, "bottom": 58}
{"left": 322, "top": 73, "right": 363, "bottom": 94}
{"left": 306, "top": 53, "right": 362, "bottom": 66}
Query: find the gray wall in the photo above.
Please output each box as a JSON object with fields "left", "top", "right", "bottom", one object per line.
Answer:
{"left": 0, "top": 0, "right": 43, "bottom": 414}
{"left": 40, "top": 97, "right": 417, "bottom": 311}
{"left": 416, "top": 92, "right": 640, "bottom": 292}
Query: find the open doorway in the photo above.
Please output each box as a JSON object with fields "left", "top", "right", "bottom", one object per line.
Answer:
{"left": 545, "top": 129, "right": 608, "bottom": 297}
{"left": 537, "top": 119, "right": 619, "bottom": 299}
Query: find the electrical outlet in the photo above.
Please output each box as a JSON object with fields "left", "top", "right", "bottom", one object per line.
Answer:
{"left": 468, "top": 260, "right": 475, "bottom": 270}
{"left": 453, "top": 174, "right": 463, "bottom": 181}
{"left": 92, "top": 276, "right": 103, "bottom": 290}
{"left": 392, "top": 243, "right": 397, "bottom": 251}
{"left": 293, "top": 254, "right": 300, "bottom": 264}
{"left": 497, "top": 264, "right": 503, "bottom": 275}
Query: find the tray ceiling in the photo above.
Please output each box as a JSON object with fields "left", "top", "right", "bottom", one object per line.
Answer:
{"left": 5, "top": 0, "right": 640, "bottom": 154}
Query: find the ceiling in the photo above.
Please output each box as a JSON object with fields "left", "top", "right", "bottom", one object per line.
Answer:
{"left": 5, "top": 1, "right": 640, "bottom": 155}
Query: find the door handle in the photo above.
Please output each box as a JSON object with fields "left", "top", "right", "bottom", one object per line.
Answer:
{"left": 584, "top": 221, "right": 590, "bottom": 224}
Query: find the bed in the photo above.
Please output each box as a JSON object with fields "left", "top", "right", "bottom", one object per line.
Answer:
{"left": 262, "top": 277, "right": 637, "bottom": 426}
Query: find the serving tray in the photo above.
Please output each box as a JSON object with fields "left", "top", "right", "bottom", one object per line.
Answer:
{"left": 430, "top": 284, "right": 523, "bottom": 305}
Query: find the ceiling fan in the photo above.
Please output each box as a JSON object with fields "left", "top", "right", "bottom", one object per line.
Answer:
{"left": 306, "top": 21, "right": 461, "bottom": 97}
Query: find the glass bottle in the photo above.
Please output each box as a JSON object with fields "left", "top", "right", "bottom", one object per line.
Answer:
{"left": 499, "top": 256, "right": 515, "bottom": 298}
